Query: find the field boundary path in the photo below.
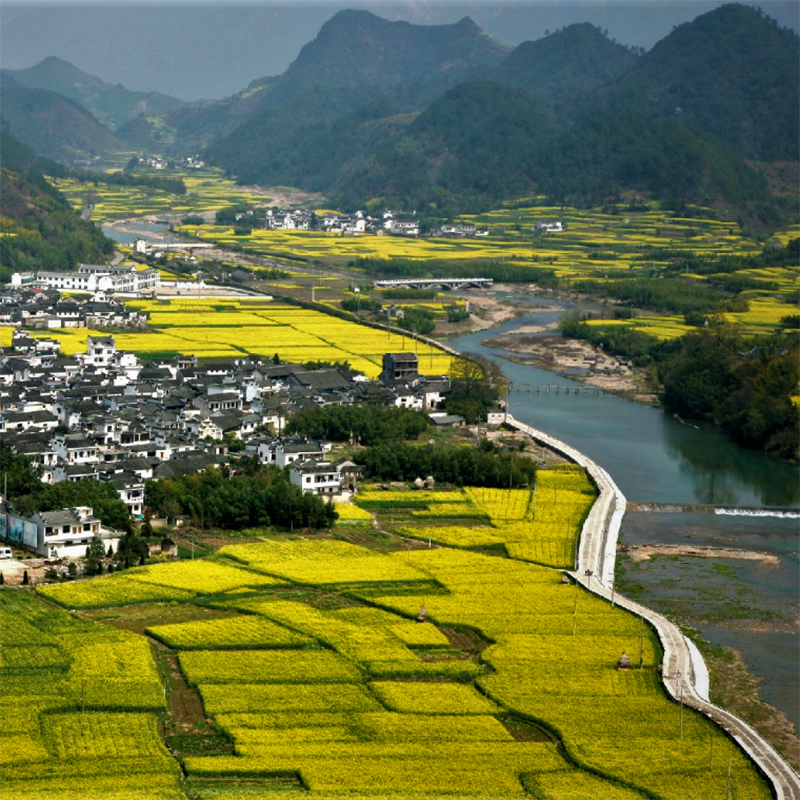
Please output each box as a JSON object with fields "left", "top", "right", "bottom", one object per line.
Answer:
{"left": 505, "top": 413, "right": 800, "bottom": 800}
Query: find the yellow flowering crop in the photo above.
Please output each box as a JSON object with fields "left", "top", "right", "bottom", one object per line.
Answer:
{"left": 147, "top": 614, "right": 313, "bottom": 650}
{"left": 179, "top": 649, "right": 361, "bottom": 685}
{"left": 370, "top": 681, "right": 499, "bottom": 715}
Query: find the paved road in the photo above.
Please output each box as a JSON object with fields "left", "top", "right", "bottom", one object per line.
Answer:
{"left": 506, "top": 414, "right": 800, "bottom": 800}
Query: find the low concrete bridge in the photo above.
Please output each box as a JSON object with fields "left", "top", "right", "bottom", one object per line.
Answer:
{"left": 373, "top": 278, "right": 493, "bottom": 291}
{"left": 628, "top": 501, "right": 800, "bottom": 518}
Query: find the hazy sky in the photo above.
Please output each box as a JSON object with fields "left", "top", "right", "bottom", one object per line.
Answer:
{"left": 2, "top": 0, "right": 798, "bottom": 101}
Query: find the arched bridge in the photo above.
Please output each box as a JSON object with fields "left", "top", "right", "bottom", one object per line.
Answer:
{"left": 373, "top": 278, "right": 493, "bottom": 291}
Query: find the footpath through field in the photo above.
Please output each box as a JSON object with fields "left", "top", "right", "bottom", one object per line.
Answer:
{"left": 505, "top": 414, "right": 800, "bottom": 800}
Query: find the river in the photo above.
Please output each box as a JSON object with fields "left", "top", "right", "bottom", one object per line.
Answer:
{"left": 447, "top": 294, "right": 800, "bottom": 731}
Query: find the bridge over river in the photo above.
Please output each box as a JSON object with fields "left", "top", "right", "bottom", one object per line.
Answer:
{"left": 373, "top": 277, "right": 493, "bottom": 290}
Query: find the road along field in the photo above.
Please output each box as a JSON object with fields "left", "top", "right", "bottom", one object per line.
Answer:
{"left": 27, "top": 297, "right": 455, "bottom": 377}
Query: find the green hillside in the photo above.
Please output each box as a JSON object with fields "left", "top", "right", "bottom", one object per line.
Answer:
{"left": 4, "top": 57, "right": 185, "bottom": 131}
{"left": 0, "top": 75, "right": 122, "bottom": 163}
{"left": 0, "top": 127, "right": 114, "bottom": 279}
{"left": 605, "top": 4, "right": 800, "bottom": 160}
{"left": 491, "top": 23, "right": 638, "bottom": 104}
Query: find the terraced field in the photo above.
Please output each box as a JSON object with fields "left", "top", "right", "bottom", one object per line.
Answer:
{"left": 49, "top": 169, "right": 272, "bottom": 223}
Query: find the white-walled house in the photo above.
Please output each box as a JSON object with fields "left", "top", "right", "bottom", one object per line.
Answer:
{"left": 289, "top": 459, "right": 343, "bottom": 496}
{"left": 1, "top": 505, "right": 122, "bottom": 558}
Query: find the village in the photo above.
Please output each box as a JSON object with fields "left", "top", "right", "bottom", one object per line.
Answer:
{"left": 0, "top": 286, "right": 495, "bottom": 564}
{"left": 229, "top": 206, "right": 492, "bottom": 238}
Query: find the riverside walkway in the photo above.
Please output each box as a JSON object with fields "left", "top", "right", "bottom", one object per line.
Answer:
{"left": 505, "top": 414, "right": 800, "bottom": 800}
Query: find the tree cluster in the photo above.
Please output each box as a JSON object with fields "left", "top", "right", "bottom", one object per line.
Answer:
{"left": 355, "top": 441, "right": 536, "bottom": 488}
{"left": 144, "top": 462, "right": 337, "bottom": 531}
{"left": 560, "top": 316, "right": 799, "bottom": 460}
{"left": 285, "top": 406, "right": 429, "bottom": 446}
{"left": 444, "top": 360, "right": 502, "bottom": 424}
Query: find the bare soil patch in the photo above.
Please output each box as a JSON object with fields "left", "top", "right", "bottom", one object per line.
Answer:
{"left": 624, "top": 544, "right": 781, "bottom": 565}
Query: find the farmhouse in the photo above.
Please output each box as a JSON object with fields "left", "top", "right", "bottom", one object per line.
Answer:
{"left": 0, "top": 503, "right": 122, "bottom": 558}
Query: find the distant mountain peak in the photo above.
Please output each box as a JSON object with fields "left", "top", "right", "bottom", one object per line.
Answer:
{"left": 4, "top": 56, "right": 185, "bottom": 132}
{"left": 492, "top": 21, "right": 637, "bottom": 104}
{"left": 607, "top": 1, "right": 799, "bottom": 160}
{"left": 281, "top": 10, "right": 508, "bottom": 91}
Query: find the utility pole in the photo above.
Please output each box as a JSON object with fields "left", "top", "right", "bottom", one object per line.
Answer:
{"left": 638, "top": 615, "right": 644, "bottom": 669}
{"left": 572, "top": 581, "right": 579, "bottom": 636}
{"left": 726, "top": 756, "right": 732, "bottom": 800}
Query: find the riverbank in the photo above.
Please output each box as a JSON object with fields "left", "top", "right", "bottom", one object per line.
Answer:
{"left": 503, "top": 413, "right": 800, "bottom": 799}
{"left": 623, "top": 543, "right": 781, "bottom": 565}
{"left": 485, "top": 331, "right": 658, "bottom": 402}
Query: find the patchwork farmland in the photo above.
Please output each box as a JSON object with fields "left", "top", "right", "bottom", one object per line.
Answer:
{"left": 3, "top": 475, "right": 773, "bottom": 800}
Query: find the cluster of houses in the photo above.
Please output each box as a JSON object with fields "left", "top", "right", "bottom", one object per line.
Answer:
{"left": 10, "top": 265, "right": 161, "bottom": 296}
{"left": 138, "top": 155, "right": 206, "bottom": 170}
{"left": 0, "top": 287, "right": 147, "bottom": 333}
{"left": 239, "top": 209, "right": 490, "bottom": 239}
{"left": 249, "top": 208, "right": 421, "bottom": 237}
{"left": 0, "top": 308, "right": 464, "bottom": 557}
{"left": 534, "top": 220, "right": 565, "bottom": 233}
{"left": 137, "top": 156, "right": 168, "bottom": 171}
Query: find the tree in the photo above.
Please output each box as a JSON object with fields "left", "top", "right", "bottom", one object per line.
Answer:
{"left": 446, "top": 359, "right": 500, "bottom": 423}
{"left": 84, "top": 537, "right": 106, "bottom": 576}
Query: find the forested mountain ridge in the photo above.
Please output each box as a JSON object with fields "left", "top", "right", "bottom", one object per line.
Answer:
{"left": 490, "top": 22, "right": 638, "bottom": 105}
{"left": 603, "top": 3, "right": 799, "bottom": 160}
{"left": 200, "top": 3, "right": 796, "bottom": 223}
{"left": 156, "top": 10, "right": 511, "bottom": 153}
{"left": 3, "top": 57, "right": 185, "bottom": 131}
{"left": 0, "top": 127, "right": 113, "bottom": 279}
{"left": 278, "top": 10, "right": 508, "bottom": 91}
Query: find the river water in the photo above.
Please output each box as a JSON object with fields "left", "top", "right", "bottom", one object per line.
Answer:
{"left": 447, "top": 294, "right": 800, "bottom": 730}
{"left": 102, "top": 222, "right": 177, "bottom": 245}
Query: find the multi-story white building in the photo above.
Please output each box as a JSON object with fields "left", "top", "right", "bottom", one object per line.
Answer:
{"left": 11, "top": 265, "right": 160, "bottom": 295}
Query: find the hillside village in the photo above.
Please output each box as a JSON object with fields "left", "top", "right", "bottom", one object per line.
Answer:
{"left": 0, "top": 288, "right": 475, "bottom": 560}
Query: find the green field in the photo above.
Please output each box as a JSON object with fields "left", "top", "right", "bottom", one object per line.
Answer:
{"left": 10, "top": 480, "right": 771, "bottom": 800}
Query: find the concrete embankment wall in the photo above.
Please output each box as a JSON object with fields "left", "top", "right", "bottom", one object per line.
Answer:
{"left": 503, "top": 414, "right": 800, "bottom": 800}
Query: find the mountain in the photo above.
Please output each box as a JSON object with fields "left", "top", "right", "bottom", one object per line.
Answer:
{"left": 3, "top": 57, "right": 185, "bottom": 131}
{"left": 0, "top": 126, "right": 114, "bottom": 279}
{"left": 336, "top": 82, "right": 557, "bottom": 208}
{"left": 0, "top": 75, "right": 122, "bottom": 163}
{"left": 130, "top": 10, "right": 510, "bottom": 155}
{"left": 277, "top": 10, "right": 509, "bottom": 92}
{"left": 605, "top": 4, "right": 799, "bottom": 160}
{"left": 203, "top": 6, "right": 777, "bottom": 221}
{"left": 491, "top": 23, "right": 638, "bottom": 105}
{"left": 323, "top": 85, "right": 771, "bottom": 220}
